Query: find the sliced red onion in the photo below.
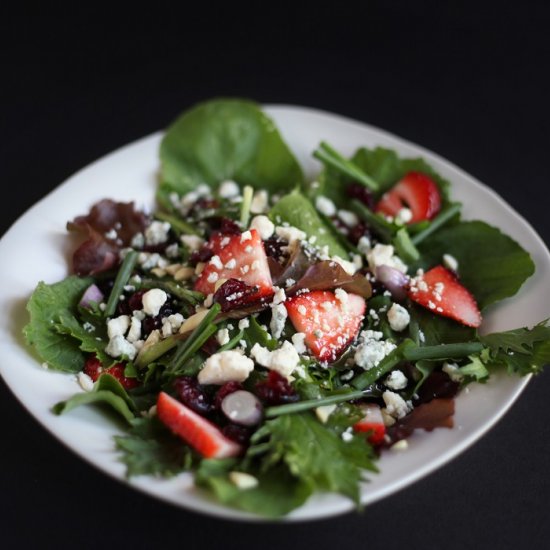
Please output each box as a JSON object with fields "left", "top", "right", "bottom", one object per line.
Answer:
{"left": 375, "top": 265, "right": 409, "bottom": 301}
{"left": 221, "top": 390, "right": 263, "bottom": 426}
{"left": 79, "top": 283, "right": 104, "bottom": 309}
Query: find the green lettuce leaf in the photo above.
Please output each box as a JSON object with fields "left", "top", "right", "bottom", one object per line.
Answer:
{"left": 269, "top": 189, "right": 348, "bottom": 258}
{"left": 480, "top": 320, "right": 550, "bottom": 376}
{"left": 413, "top": 221, "right": 535, "bottom": 310}
{"left": 24, "top": 276, "right": 94, "bottom": 372}
{"left": 114, "top": 416, "right": 193, "bottom": 477}
{"left": 250, "top": 412, "right": 377, "bottom": 505}
{"left": 196, "top": 460, "right": 311, "bottom": 518}
{"left": 158, "top": 98, "right": 304, "bottom": 207}
{"left": 53, "top": 373, "right": 136, "bottom": 422}
{"left": 313, "top": 146, "right": 452, "bottom": 206}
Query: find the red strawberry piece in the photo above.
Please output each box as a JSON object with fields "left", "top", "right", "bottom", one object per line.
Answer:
{"left": 194, "top": 229, "right": 274, "bottom": 302}
{"left": 83, "top": 356, "right": 103, "bottom": 381}
{"left": 353, "top": 403, "right": 386, "bottom": 445}
{"left": 157, "top": 392, "right": 243, "bottom": 458}
{"left": 408, "top": 265, "right": 482, "bottom": 328}
{"left": 285, "top": 290, "right": 366, "bottom": 362}
{"left": 375, "top": 172, "right": 441, "bottom": 223}
{"left": 82, "top": 357, "right": 139, "bottom": 390}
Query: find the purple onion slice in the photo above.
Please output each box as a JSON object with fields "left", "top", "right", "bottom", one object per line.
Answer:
{"left": 221, "top": 390, "right": 263, "bottom": 426}
{"left": 375, "top": 265, "right": 409, "bottom": 301}
{"left": 79, "top": 283, "right": 104, "bottom": 309}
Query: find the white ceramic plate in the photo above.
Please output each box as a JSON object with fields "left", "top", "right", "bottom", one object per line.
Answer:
{"left": 1, "top": 105, "right": 549, "bottom": 521}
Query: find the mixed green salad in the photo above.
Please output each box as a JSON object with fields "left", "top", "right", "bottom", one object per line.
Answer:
{"left": 24, "top": 99, "right": 550, "bottom": 517}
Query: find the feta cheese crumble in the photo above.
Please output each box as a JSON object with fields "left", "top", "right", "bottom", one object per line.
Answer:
{"left": 197, "top": 350, "right": 254, "bottom": 385}
{"left": 387, "top": 303, "right": 410, "bottom": 332}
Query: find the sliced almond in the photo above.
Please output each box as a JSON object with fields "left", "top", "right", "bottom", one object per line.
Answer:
{"left": 174, "top": 266, "right": 195, "bottom": 281}
{"left": 165, "top": 263, "right": 182, "bottom": 276}
{"left": 151, "top": 267, "right": 167, "bottom": 278}
{"left": 179, "top": 309, "right": 209, "bottom": 334}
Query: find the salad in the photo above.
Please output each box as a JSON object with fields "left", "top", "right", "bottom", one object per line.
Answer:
{"left": 23, "top": 99, "right": 550, "bottom": 518}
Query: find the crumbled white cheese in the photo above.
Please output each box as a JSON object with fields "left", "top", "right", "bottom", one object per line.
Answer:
{"left": 207, "top": 271, "right": 219, "bottom": 284}
{"left": 337, "top": 209, "right": 359, "bottom": 227}
{"left": 107, "top": 315, "right": 130, "bottom": 339}
{"left": 315, "top": 195, "right": 337, "bottom": 217}
{"left": 387, "top": 303, "right": 411, "bottom": 332}
{"left": 395, "top": 208, "right": 413, "bottom": 225}
{"left": 126, "top": 316, "right": 142, "bottom": 343}
{"left": 141, "top": 289, "right": 168, "bottom": 316}
{"left": 270, "top": 303, "right": 288, "bottom": 339}
{"left": 250, "top": 190, "right": 269, "bottom": 214}
{"left": 229, "top": 471, "right": 259, "bottom": 490}
{"left": 180, "top": 234, "right": 205, "bottom": 252}
{"left": 367, "top": 244, "right": 408, "bottom": 274}
{"left": 275, "top": 225, "right": 306, "bottom": 248}
{"left": 197, "top": 350, "right": 254, "bottom": 385}
{"left": 77, "top": 372, "right": 94, "bottom": 392}
{"left": 209, "top": 255, "right": 223, "bottom": 269}
{"left": 130, "top": 232, "right": 145, "bottom": 248}
{"left": 291, "top": 332, "right": 307, "bottom": 354}
{"left": 331, "top": 256, "right": 357, "bottom": 275}
{"left": 315, "top": 404, "right": 337, "bottom": 424}
{"left": 105, "top": 335, "right": 137, "bottom": 360}
{"left": 250, "top": 215, "right": 275, "bottom": 240}
{"left": 240, "top": 231, "right": 252, "bottom": 242}
{"left": 357, "top": 235, "right": 371, "bottom": 254}
{"left": 385, "top": 370, "right": 408, "bottom": 390}
{"left": 443, "top": 253, "right": 459, "bottom": 271}
{"left": 382, "top": 390, "right": 412, "bottom": 419}
{"left": 238, "top": 318, "right": 250, "bottom": 331}
{"left": 250, "top": 341, "right": 300, "bottom": 378}
{"left": 216, "top": 328, "right": 230, "bottom": 346}
{"left": 354, "top": 330, "right": 396, "bottom": 370}
{"left": 390, "top": 439, "right": 409, "bottom": 452}
{"left": 218, "top": 180, "right": 240, "bottom": 198}
{"left": 442, "top": 361, "right": 463, "bottom": 382}
{"left": 145, "top": 220, "right": 171, "bottom": 246}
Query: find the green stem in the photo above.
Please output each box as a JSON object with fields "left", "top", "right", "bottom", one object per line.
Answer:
{"left": 140, "top": 279, "right": 204, "bottom": 305}
{"left": 350, "top": 200, "right": 395, "bottom": 242}
{"left": 167, "top": 303, "right": 222, "bottom": 373}
{"left": 104, "top": 250, "right": 139, "bottom": 317}
{"left": 218, "top": 329, "right": 245, "bottom": 352}
{"left": 155, "top": 211, "right": 201, "bottom": 236}
{"left": 403, "top": 342, "right": 484, "bottom": 361}
{"left": 264, "top": 389, "right": 367, "bottom": 418}
{"left": 411, "top": 203, "right": 461, "bottom": 245}
{"left": 135, "top": 334, "right": 181, "bottom": 368}
{"left": 392, "top": 227, "right": 420, "bottom": 263}
{"left": 240, "top": 185, "right": 254, "bottom": 228}
{"left": 313, "top": 142, "right": 380, "bottom": 191}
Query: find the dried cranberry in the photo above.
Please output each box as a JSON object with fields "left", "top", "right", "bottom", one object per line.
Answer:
{"left": 348, "top": 222, "right": 371, "bottom": 245}
{"left": 414, "top": 372, "right": 459, "bottom": 404}
{"left": 213, "top": 278, "right": 260, "bottom": 312}
{"left": 263, "top": 236, "right": 287, "bottom": 260}
{"left": 142, "top": 316, "right": 162, "bottom": 337}
{"left": 128, "top": 289, "right": 146, "bottom": 311}
{"left": 174, "top": 376, "right": 212, "bottom": 415}
{"left": 347, "top": 182, "right": 376, "bottom": 209}
{"left": 254, "top": 371, "right": 299, "bottom": 405}
{"left": 214, "top": 381, "right": 244, "bottom": 409}
{"left": 208, "top": 216, "right": 241, "bottom": 235}
{"left": 190, "top": 245, "right": 214, "bottom": 265}
{"left": 191, "top": 197, "right": 219, "bottom": 213}
{"left": 222, "top": 423, "right": 252, "bottom": 445}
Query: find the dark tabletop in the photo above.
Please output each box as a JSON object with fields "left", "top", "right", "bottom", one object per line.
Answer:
{"left": 2, "top": 3, "right": 549, "bottom": 549}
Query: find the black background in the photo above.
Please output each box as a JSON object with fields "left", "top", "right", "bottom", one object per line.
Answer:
{"left": 1, "top": 3, "right": 549, "bottom": 549}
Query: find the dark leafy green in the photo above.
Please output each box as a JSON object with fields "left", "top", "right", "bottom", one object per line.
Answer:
{"left": 158, "top": 99, "right": 304, "bottom": 208}
{"left": 24, "top": 277, "right": 94, "bottom": 372}
{"left": 413, "top": 221, "right": 535, "bottom": 310}
{"left": 115, "top": 416, "right": 193, "bottom": 477}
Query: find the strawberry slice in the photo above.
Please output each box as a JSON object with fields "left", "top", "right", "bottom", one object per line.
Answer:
{"left": 375, "top": 172, "right": 441, "bottom": 223}
{"left": 285, "top": 290, "right": 366, "bottom": 362}
{"left": 83, "top": 356, "right": 139, "bottom": 390}
{"left": 194, "top": 229, "right": 273, "bottom": 302}
{"left": 353, "top": 404, "right": 386, "bottom": 445}
{"left": 408, "top": 265, "right": 482, "bottom": 328}
{"left": 157, "top": 392, "right": 242, "bottom": 458}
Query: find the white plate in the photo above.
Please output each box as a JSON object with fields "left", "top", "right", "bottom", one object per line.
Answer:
{"left": 1, "top": 105, "right": 549, "bottom": 521}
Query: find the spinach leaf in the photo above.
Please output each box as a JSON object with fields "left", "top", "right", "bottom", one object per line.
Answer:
{"left": 24, "top": 276, "right": 94, "bottom": 372}
{"left": 158, "top": 99, "right": 304, "bottom": 207}
{"left": 196, "top": 460, "right": 311, "bottom": 518}
{"left": 413, "top": 221, "right": 535, "bottom": 310}
{"left": 313, "top": 146, "right": 451, "bottom": 206}
{"left": 269, "top": 189, "right": 348, "bottom": 258}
